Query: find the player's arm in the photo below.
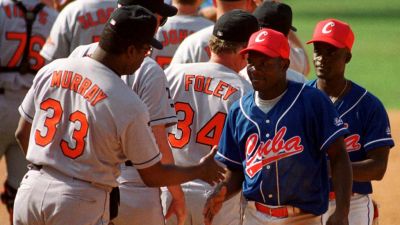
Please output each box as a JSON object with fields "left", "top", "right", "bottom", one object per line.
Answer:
{"left": 288, "top": 31, "right": 310, "bottom": 75}
{"left": 203, "top": 168, "right": 244, "bottom": 225}
{"left": 351, "top": 146, "right": 390, "bottom": 182}
{"left": 15, "top": 117, "right": 32, "bottom": 156}
{"left": 326, "top": 136, "right": 352, "bottom": 225}
{"left": 151, "top": 124, "right": 186, "bottom": 224}
{"left": 137, "top": 146, "right": 226, "bottom": 187}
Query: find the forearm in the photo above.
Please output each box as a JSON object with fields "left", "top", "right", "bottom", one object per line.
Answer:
{"left": 15, "top": 117, "right": 32, "bottom": 155}
{"left": 352, "top": 160, "right": 386, "bottom": 181}
{"left": 219, "top": 169, "right": 244, "bottom": 201}
{"left": 330, "top": 156, "right": 352, "bottom": 215}
{"left": 141, "top": 164, "right": 204, "bottom": 187}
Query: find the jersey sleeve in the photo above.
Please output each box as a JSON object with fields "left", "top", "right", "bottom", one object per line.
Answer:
{"left": 215, "top": 106, "right": 243, "bottom": 170}
{"left": 18, "top": 86, "right": 35, "bottom": 123}
{"left": 121, "top": 110, "right": 162, "bottom": 170}
{"left": 362, "top": 96, "right": 395, "bottom": 151}
{"left": 40, "top": 6, "right": 72, "bottom": 61}
{"left": 133, "top": 59, "right": 177, "bottom": 127}
{"left": 310, "top": 90, "right": 349, "bottom": 151}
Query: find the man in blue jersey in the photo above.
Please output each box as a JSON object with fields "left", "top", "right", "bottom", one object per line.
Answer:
{"left": 203, "top": 28, "right": 353, "bottom": 225}
{"left": 307, "top": 18, "right": 395, "bottom": 225}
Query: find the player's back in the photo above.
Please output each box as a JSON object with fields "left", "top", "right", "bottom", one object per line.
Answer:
{"left": 151, "top": 15, "right": 213, "bottom": 69}
{"left": 22, "top": 57, "right": 158, "bottom": 187}
{"left": 170, "top": 25, "right": 213, "bottom": 64}
{"left": 40, "top": 0, "right": 116, "bottom": 61}
{"left": 0, "top": 0, "right": 58, "bottom": 88}
{"left": 166, "top": 62, "right": 252, "bottom": 166}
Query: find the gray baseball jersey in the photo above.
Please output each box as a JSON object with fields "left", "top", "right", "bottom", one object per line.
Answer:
{"left": 19, "top": 57, "right": 161, "bottom": 187}
{"left": 166, "top": 62, "right": 252, "bottom": 166}
{"left": 0, "top": 0, "right": 58, "bottom": 90}
{"left": 151, "top": 15, "right": 213, "bottom": 69}
{"left": 40, "top": 0, "right": 116, "bottom": 61}
{"left": 171, "top": 25, "right": 309, "bottom": 75}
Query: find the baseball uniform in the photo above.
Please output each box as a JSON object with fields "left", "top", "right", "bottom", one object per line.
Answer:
{"left": 308, "top": 80, "right": 395, "bottom": 225}
{"left": 151, "top": 14, "right": 213, "bottom": 69}
{"left": 13, "top": 56, "right": 162, "bottom": 225}
{"left": 170, "top": 25, "right": 308, "bottom": 75}
{"left": 163, "top": 62, "right": 253, "bottom": 225}
{"left": 0, "top": 0, "right": 57, "bottom": 220}
{"left": 70, "top": 42, "right": 178, "bottom": 225}
{"left": 40, "top": 0, "right": 116, "bottom": 62}
{"left": 215, "top": 81, "right": 349, "bottom": 225}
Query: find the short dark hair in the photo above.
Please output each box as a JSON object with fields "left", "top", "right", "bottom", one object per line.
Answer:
{"left": 99, "top": 28, "right": 145, "bottom": 54}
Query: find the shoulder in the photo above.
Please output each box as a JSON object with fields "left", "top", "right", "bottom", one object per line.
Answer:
{"left": 286, "top": 69, "right": 307, "bottom": 83}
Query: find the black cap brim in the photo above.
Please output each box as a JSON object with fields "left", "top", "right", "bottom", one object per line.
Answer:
{"left": 151, "top": 38, "right": 163, "bottom": 50}
{"left": 291, "top": 25, "right": 297, "bottom": 32}
{"left": 158, "top": 4, "right": 177, "bottom": 17}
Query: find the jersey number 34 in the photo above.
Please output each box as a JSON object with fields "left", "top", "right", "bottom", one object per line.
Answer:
{"left": 35, "top": 98, "right": 89, "bottom": 159}
{"left": 168, "top": 102, "right": 226, "bottom": 149}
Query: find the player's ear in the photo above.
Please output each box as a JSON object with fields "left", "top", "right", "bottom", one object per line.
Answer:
{"left": 345, "top": 51, "right": 352, "bottom": 64}
{"left": 126, "top": 45, "right": 137, "bottom": 58}
{"left": 281, "top": 58, "right": 290, "bottom": 71}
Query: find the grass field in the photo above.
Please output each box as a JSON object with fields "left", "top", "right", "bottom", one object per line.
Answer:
{"left": 285, "top": 0, "right": 400, "bottom": 109}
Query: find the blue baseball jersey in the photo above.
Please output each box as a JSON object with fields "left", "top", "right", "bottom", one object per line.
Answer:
{"left": 308, "top": 80, "right": 395, "bottom": 194}
{"left": 215, "top": 81, "right": 349, "bottom": 216}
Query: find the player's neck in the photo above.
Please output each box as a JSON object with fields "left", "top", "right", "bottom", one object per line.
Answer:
{"left": 317, "top": 78, "right": 349, "bottom": 98}
{"left": 210, "top": 53, "right": 242, "bottom": 73}
{"left": 258, "top": 79, "right": 288, "bottom": 100}
{"left": 91, "top": 47, "right": 124, "bottom": 77}
{"left": 173, "top": 3, "right": 198, "bottom": 16}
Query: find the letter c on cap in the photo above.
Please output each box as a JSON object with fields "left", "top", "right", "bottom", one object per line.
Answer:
{"left": 322, "top": 22, "right": 335, "bottom": 34}
{"left": 255, "top": 31, "right": 268, "bottom": 43}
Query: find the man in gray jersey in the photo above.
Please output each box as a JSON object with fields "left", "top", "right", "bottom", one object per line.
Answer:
{"left": 163, "top": 10, "right": 258, "bottom": 225}
{"left": 0, "top": 1, "right": 58, "bottom": 223}
{"left": 150, "top": 0, "right": 213, "bottom": 69}
{"left": 69, "top": 0, "right": 189, "bottom": 224}
{"left": 13, "top": 6, "right": 225, "bottom": 225}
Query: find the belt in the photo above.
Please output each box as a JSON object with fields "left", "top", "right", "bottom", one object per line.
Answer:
{"left": 125, "top": 160, "right": 133, "bottom": 166}
{"left": 28, "top": 164, "right": 112, "bottom": 192}
{"left": 254, "top": 202, "right": 303, "bottom": 218}
{"left": 329, "top": 192, "right": 357, "bottom": 200}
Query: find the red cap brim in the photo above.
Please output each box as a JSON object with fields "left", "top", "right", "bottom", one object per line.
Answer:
{"left": 240, "top": 46, "right": 281, "bottom": 58}
{"left": 306, "top": 37, "right": 346, "bottom": 49}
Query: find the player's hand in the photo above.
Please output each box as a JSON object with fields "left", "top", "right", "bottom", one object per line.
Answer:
{"left": 326, "top": 211, "right": 349, "bottom": 225}
{"left": 199, "top": 146, "right": 227, "bottom": 185}
{"left": 165, "top": 186, "right": 187, "bottom": 225}
{"left": 203, "top": 184, "right": 227, "bottom": 225}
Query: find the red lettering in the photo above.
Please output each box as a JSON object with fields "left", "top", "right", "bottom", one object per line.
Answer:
{"left": 184, "top": 75, "right": 195, "bottom": 91}
{"left": 51, "top": 70, "right": 62, "bottom": 87}
{"left": 194, "top": 76, "right": 205, "bottom": 92}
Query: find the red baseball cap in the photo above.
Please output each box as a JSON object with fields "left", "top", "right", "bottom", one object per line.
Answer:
{"left": 240, "top": 28, "right": 290, "bottom": 59}
{"left": 307, "top": 18, "right": 354, "bottom": 51}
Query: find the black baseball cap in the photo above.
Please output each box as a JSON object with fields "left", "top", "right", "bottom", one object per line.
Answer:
{"left": 213, "top": 9, "right": 259, "bottom": 43}
{"left": 105, "top": 5, "right": 163, "bottom": 49}
{"left": 118, "top": 0, "right": 178, "bottom": 17}
{"left": 253, "top": 1, "right": 297, "bottom": 37}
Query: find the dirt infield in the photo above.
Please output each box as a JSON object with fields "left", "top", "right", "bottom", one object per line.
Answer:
{"left": 1, "top": 111, "right": 399, "bottom": 225}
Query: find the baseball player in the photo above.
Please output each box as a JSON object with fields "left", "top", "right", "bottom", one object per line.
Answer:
{"left": 169, "top": 0, "right": 256, "bottom": 65}
{"left": 0, "top": 0, "right": 58, "bottom": 223}
{"left": 204, "top": 28, "right": 353, "bottom": 225}
{"left": 163, "top": 10, "right": 259, "bottom": 225}
{"left": 13, "top": 6, "right": 225, "bottom": 225}
{"left": 40, "top": 0, "right": 117, "bottom": 62}
{"left": 238, "top": 1, "right": 307, "bottom": 84}
{"left": 69, "top": 1, "right": 188, "bottom": 224}
{"left": 150, "top": 0, "right": 214, "bottom": 69}
{"left": 171, "top": 0, "right": 310, "bottom": 75}
{"left": 306, "top": 18, "right": 395, "bottom": 225}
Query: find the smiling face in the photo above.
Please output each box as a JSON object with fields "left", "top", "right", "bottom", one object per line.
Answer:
{"left": 313, "top": 41, "right": 351, "bottom": 80}
{"left": 247, "top": 51, "right": 288, "bottom": 95}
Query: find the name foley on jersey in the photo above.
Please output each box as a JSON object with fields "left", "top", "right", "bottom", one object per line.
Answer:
{"left": 50, "top": 70, "right": 107, "bottom": 106}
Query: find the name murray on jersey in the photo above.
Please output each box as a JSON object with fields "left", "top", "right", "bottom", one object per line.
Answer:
{"left": 50, "top": 70, "right": 107, "bottom": 106}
